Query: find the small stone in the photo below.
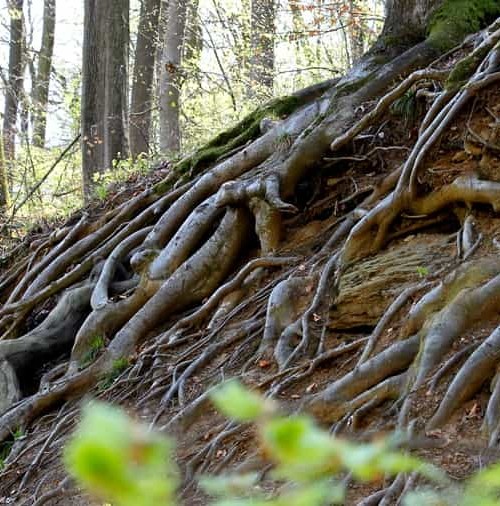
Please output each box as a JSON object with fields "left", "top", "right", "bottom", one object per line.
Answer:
{"left": 464, "top": 140, "right": 483, "bottom": 157}
{"left": 305, "top": 383, "right": 317, "bottom": 393}
{"left": 452, "top": 151, "right": 468, "bottom": 163}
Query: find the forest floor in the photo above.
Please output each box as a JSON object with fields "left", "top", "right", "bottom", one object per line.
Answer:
{"left": 0, "top": 52, "right": 499, "bottom": 506}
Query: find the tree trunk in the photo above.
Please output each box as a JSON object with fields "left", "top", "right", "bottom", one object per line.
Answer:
{"left": 183, "top": 0, "right": 202, "bottom": 63}
{"left": 381, "top": 0, "right": 436, "bottom": 43}
{"left": 159, "top": 0, "right": 188, "bottom": 154}
{"left": 2, "top": 0, "right": 25, "bottom": 207}
{"left": 81, "top": 0, "right": 106, "bottom": 200}
{"left": 32, "top": 0, "right": 56, "bottom": 149}
{"left": 0, "top": 127, "right": 10, "bottom": 211}
{"left": 104, "top": 0, "right": 130, "bottom": 169}
{"left": 347, "top": 0, "right": 367, "bottom": 63}
{"left": 130, "top": 0, "right": 161, "bottom": 159}
{"left": 81, "top": 0, "right": 130, "bottom": 200}
{"left": 249, "top": 0, "right": 276, "bottom": 94}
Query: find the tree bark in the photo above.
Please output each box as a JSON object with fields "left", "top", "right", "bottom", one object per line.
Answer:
{"left": 130, "top": 0, "right": 161, "bottom": 159}
{"left": 81, "top": 0, "right": 106, "bottom": 200}
{"left": 81, "top": 0, "right": 130, "bottom": 200}
{"left": 103, "top": 0, "right": 130, "bottom": 169}
{"left": 183, "top": 0, "right": 202, "bottom": 63}
{"left": 32, "top": 0, "right": 56, "bottom": 149}
{"left": 159, "top": 0, "right": 188, "bottom": 154}
{"left": 2, "top": 0, "right": 25, "bottom": 207}
{"left": 347, "top": 0, "right": 367, "bottom": 63}
{"left": 381, "top": 0, "right": 437, "bottom": 43}
{"left": 249, "top": 0, "right": 276, "bottom": 93}
{"left": 0, "top": 126, "right": 10, "bottom": 210}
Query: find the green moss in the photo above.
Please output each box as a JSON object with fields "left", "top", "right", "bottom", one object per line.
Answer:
{"left": 80, "top": 335, "right": 105, "bottom": 368}
{"left": 151, "top": 95, "right": 302, "bottom": 196}
{"left": 445, "top": 43, "right": 492, "bottom": 90}
{"left": 335, "top": 72, "right": 376, "bottom": 99}
{"left": 428, "top": 0, "right": 500, "bottom": 52}
{"left": 158, "top": 95, "right": 301, "bottom": 188}
{"left": 98, "top": 358, "right": 130, "bottom": 391}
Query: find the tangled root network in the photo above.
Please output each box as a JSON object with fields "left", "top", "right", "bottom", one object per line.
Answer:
{"left": 1, "top": 17, "right": 500, "bottom": 506}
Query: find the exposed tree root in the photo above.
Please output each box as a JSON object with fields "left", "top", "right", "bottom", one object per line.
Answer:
{"left": 306, "top": 336, "right": 420, "bottom": 422}
{"left": 1, "top": 15, "right": 500, "bottom": 505}
{"left": 428, "top": 324, "right": 500, "bottom": 430}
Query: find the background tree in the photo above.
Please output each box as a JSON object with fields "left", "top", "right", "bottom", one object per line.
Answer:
{"left": 2, "top": 0, "right": 25, "bottom": 206}
{"left": 159, "top": 0, "right": 188, "bottom": 153}
{"left": 81, "top": 0, "right": 129, "bottom": 199}
{"left": 347, "top": 0, "right": 367, "bottom": 63}
{"left": 130, "top": 0, "right": 161, "bottom": 159}
{"left": 32, "top": 0, "right": 56, "bottom": 148}
{"left": 81, "top": 0, "right": 106, "bottom": 200}
{"left": 249, "top": 0, "right": 276, "bottom": 94}
{"left": 103, "top": 0, "right": 129, "bottom": 169}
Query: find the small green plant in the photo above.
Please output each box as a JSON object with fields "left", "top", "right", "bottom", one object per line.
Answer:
{"left": 12, "top": 426, "right": 24, "bottom": 440}
{"left": 391, "top": 88, "right": 420, "bottom": 128}
{"left": 273, "top": 132, "right": 293, "bottom": 152}
{"left": 80, "top": 335, "right": 105, "bottom": 368}
{"left": 98, "top": 358, "right": 130, "bottom": 390}
{"left": 416, "top": 266, "right": 429, "bottom": 278}
{"left": 94, "top": 183, "right": 108, "bottom": 201}
{"left": 91, "top": 154, "right": 152, "bottom": 202}
{"left": 0, "top": 443, "right": 10, "bottom": 470}
{"left": 0, "top": 427, "right": 24, "bottom": 470}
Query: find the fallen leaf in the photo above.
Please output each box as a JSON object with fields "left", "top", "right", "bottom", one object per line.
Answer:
{"left": 305, "top": 383, "right": 317, "bottom": 393}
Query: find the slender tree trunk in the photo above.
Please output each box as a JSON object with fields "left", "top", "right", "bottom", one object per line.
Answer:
{"left": 103, "top": 0, "right": 130, "bottom": 169}
{"left": 347, "top": 0, "right": 366, "bottom": 63}
{"left": 183, "top": 0, "right": 202, "bottom": 63}
{"left": 249, "top": 0, "right": 276, "bottom": 94}
{"left": 159, "top": 0, "right": 188, "bottom": 154}
{"left": 32, "top": 0, "right": 56, "bottom": 148}
{"left": 0, "top": 127, "right": 11, "bottom": 211}
{"left": 130, "top": 0, "right": 161, "bottom": 159}
{"left": 2, "top": 0, "right": 25, "bottom": 208}
{"left": 81, "top": 0, "right": 106, "bottom": 200}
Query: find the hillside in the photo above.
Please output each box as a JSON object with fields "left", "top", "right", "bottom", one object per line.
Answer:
{"left": 0, "top": 12, "right": 500, "bottom": 506}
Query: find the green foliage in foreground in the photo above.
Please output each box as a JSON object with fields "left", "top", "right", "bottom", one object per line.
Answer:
{"left": 65, "top": 403, "right": 177, "bottom": 506}
{"left": 65, "top": 381, "right": 500, "bottom": 505}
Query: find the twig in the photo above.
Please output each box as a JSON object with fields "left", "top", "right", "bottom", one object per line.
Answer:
{"left": 10, "top": 134, "right": 81, "bottom": 218}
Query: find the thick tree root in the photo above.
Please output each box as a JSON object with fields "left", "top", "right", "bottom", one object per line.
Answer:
{"left": 428, "top": 324, "right": 500, "bottom": 430}
{"left": 305, "top": 336, "right": 419, "bottom": 422}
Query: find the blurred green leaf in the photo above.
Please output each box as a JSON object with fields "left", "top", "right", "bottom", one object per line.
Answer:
{"left": 262, "top": 416, "right": 343, "bottom": 480}
{"left": 200, "top": 473, "right": 261, "bottom": 497}
{"left": 404, "top": 488, "right": 452, "bottom": 506}
{"left": 64, "top": 401, "right": 177, "bottom": 506}
{"left": 212, "top": 481, "right": 343, "bottom": 506}
{"left": 211, "top": 381, "right": 273, "bottom": 422}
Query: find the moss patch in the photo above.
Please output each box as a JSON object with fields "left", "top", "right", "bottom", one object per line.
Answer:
{"left": 428, "top": 0, "right": 500, "bottom": 52}
{"left": 172, "top": 95, "right": 302, "bottom": 176}
{"left": 445, "top": 43, "right": 494, "bottom": 90}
